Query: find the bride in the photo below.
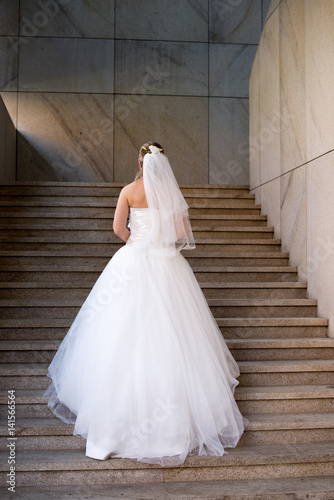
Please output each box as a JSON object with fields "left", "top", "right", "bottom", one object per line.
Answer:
{"left": 43, "top": 142, "right": 248, "bottom": 466}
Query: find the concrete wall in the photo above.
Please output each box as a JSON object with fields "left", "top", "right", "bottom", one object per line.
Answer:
{"left": 249, "top": 0, "right": 334, "bottom": 337}
{"left": 0, "top": 0, "right": 269, "bottom": 184}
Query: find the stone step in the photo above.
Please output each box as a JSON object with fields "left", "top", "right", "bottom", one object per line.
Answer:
{"left": 0, "top": 258, "right": 293, "bottom": 269}
{"left": 228, "top": 337, "right": 334, "bottom": 360}
{"left": 0, "top": 258, "right": 289, "bottom": 271}
{"left": 1, "top": 183, "right": 333, "bottom": 494}
{"left": 0, "top": 226, "right": 276, "bottom": 241}
{"left": 1, "top": 218, "right": 270, "bottom": 229}
{"left": 236, "top": 384, "right": 334, "bottom": 414}
{"left": 0, "top": 281, "right": 307, "bottom": 300}
{"left": 1, "top": 384, "right": 333, "bottom": 419}
{"left": 0, "top": 195, "right": 256, "bottom": 208}
{"left": 1, "top": 207, "right": 266, "bottom": 222}
{"left": 0, "top": 189, "right": 254, "bottom": 201}
{"left": 1, "top": 442, "right": 333, "bottom": 488}
{"left": 0, "top": 231, "right": 274, "bottom": 247}
{"left": 0, "top": 248, "right": 287, "bottom": 258}
{"left": 1, "top": 204, "right": 263, "bottom": 216}
{"left": 0, "top": 266, "right": 298, "bottom": 283}
{"left": 0, "top": 317, "right": 328, "bottom": 340}
{"left": 238, "top": 411, "right": 334, "bottom": 446}
{"left": 1, "top": 360, "right": 333, "bottom": 389}
{"left": 0, "top": 240, "right": 283, "bottom": 253}
{"left": 0, "top": 248, "right": 289, "bottom": 269}
{"left": 0, "top": 298, "right": 317, "bottom": 319}
{"left": 238, "top": 360, "right": 334, "bottom": 386}
{"left": 191, "top": 267, "right": 299, "bottom": 282}
{"left": 200, "top": 282, "right": 308, "bottom": 299}
{"left": 0, "top": 184, "right": 127, "bottom": 197}
{"left": 1, "top": 412, "right": 333, "bottom": 450}
{"left": 0, "top": 182, "right": 251, "bottom": 196}
{"left": 0, "top": 214, "right": 269, "bottom": 227}
{"left": 1, "top": 475, "right": 334, "bottom": 499}
{"left": 0, "top": 253, "right": 290, "bottom": 270}
{"left": 2, "top": 337, "right": 333, "bottom": 364}
{"left": 216, "top": 317, "right": 329, "bottom": 338}
{"left": 0, "top": 207, "right": 267, "bottom": 218}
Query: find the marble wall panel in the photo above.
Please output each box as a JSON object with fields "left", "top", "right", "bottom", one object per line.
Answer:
{"left": 209, "top": 0, "right": 262, "bottom": 44}
{"left": 250, "top": 0, "right": 334, "bottom": 336}
{"left": 259, "top": 177, "right": 280, "bottom": 238}
{"left": 116, "top": 0, "right": 208, "bottom": 42}
{"left": 209, "top": 98, "right": 249, "bottom": 185}
{"left": 114, "top": 96, "right": 208, "bottom": 185}
{"left": 115, "top": 41, "right": 207, "bottom": 97}
{"left": 279, "top": 0, "right": 306, "bottom": 174}
{"left": 209, "top": 44, "right": 257, "bottom": 98}
{"left": 0, "top": 95, "right": 16, "bottom": 182}
{"left": 305, "top": 0, "right": 334, "bottom": 163}
{"left": 280, "top": 167, "right": 307, "bottom": 280}
{"left": 265, "top": 0, "right": 282, "bottom": 21}
{"left": 307, "top": 153, "right": 334, "bottom": 337}
{"left": 19, "top": 38, "right": 114, "bottom": 93}
{"left": 249, "top": 48, "right": 261, "bottom": 202}
{"left": 0, "top": 0, "right": 19, "bottom": 35}
{"left": 17, "top": 93, "right": 114, "bottom": 181}
{"left": 0, "top": 0, "right": 267, "bottom": 185}
{"left": 0, "top": 37, "right": 18, "bottom": 91}
{"left": 19, "top": 0, "right": 115, "bottom": 38}
{"left": 262, "top": 0, "right": 273, "bottom": 24}
{"left": 258, "top": 7, "right": 280, "bottom": 184}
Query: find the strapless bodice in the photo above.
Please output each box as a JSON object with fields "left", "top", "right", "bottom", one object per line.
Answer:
{"left": 128, "top": 207, "right": 152, "bottom": 242}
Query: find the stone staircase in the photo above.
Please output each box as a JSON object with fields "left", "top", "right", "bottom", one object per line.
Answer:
{"left": 0, "top": 182, "right": 334, "bottom": 499}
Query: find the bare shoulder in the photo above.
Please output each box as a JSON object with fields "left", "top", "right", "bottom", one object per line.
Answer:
{"left": 123, "top": 180, "right": 144, "bottom": 194}
{"left": 121, "top": 179, "right": 147, "bottom": 207}
{"left": 119, "top": 181, "right": 136, "bottom": 200}
{"left": 122, "top": 181, "right": 137, "bottom": 194}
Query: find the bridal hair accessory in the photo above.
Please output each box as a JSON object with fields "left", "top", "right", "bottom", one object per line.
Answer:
{"left": 140, "top": 145, "right": 163, "bottom": 155}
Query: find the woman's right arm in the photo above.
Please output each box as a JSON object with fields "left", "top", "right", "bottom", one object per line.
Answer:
{"left": 113, "top": 188, "right": 131, "bottom": 242}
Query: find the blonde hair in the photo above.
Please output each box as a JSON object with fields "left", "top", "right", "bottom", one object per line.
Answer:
{"left": 135, "top": 141, "right": 164, "bottom": 181}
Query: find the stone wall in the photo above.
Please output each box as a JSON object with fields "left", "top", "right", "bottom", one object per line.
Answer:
{"left": 0, "top": 0, "right": 269, "bottom": 184}
{"left": 249, "top": 0, "right": 334, "bottom": 337}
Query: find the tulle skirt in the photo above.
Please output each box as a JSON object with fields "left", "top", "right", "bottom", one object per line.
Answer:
{"left": 43, "top": 242, "right": 248, "bottom": 466}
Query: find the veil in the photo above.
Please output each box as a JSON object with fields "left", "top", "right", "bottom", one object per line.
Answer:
{"left": 143, "top": 146, "right": 195, "bottom": 256}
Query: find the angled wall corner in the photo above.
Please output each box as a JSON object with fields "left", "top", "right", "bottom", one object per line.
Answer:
{"left": 249, "top": 0, "right": 334, "bottom": 337}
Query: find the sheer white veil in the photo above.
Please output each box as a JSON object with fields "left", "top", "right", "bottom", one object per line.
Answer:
{"left": 143, "top": 145, "right": 195, "bottom": 256}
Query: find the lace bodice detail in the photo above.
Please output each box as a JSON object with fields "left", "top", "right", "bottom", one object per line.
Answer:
{"left": 128, "top": 208, "right": 152, "bottom": 242}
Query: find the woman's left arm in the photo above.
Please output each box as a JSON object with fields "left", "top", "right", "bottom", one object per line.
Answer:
{"left": 113, "top": 188, "right": 131, "bottom": 242}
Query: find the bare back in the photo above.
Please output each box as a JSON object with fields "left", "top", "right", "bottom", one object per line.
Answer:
{"left": 124, "top": 179, "right": 148, "bottom": 208}
{"left": 113, "top": 178, "right": 147, "bottom": 242}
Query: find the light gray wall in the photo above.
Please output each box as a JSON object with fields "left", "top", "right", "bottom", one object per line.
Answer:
{"left": 250, "top": 0, "right": 334, "bottom": 337}
{"left": 0, "top": 0, "right": 270, "bottom": 184}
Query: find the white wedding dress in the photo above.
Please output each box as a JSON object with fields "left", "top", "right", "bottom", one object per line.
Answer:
{"left": 44, "top": 206, "right": 248, "bottom": 466}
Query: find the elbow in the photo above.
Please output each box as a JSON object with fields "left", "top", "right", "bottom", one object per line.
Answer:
{"left": 113, "top": 222, "right": 128, "bottom": 241}
{"left": 113, "top": 222, "right": 121, "bottom": 239}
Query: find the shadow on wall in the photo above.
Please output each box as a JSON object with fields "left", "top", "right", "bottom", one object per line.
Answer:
{"left": 0, "top": 96, "right": 16, "bottom": 182}
{"left": 16, "top": 133, "right": 62, "bottom": 182}
{"left": 0, "top": 96, "right": 67, "bottom": 183}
